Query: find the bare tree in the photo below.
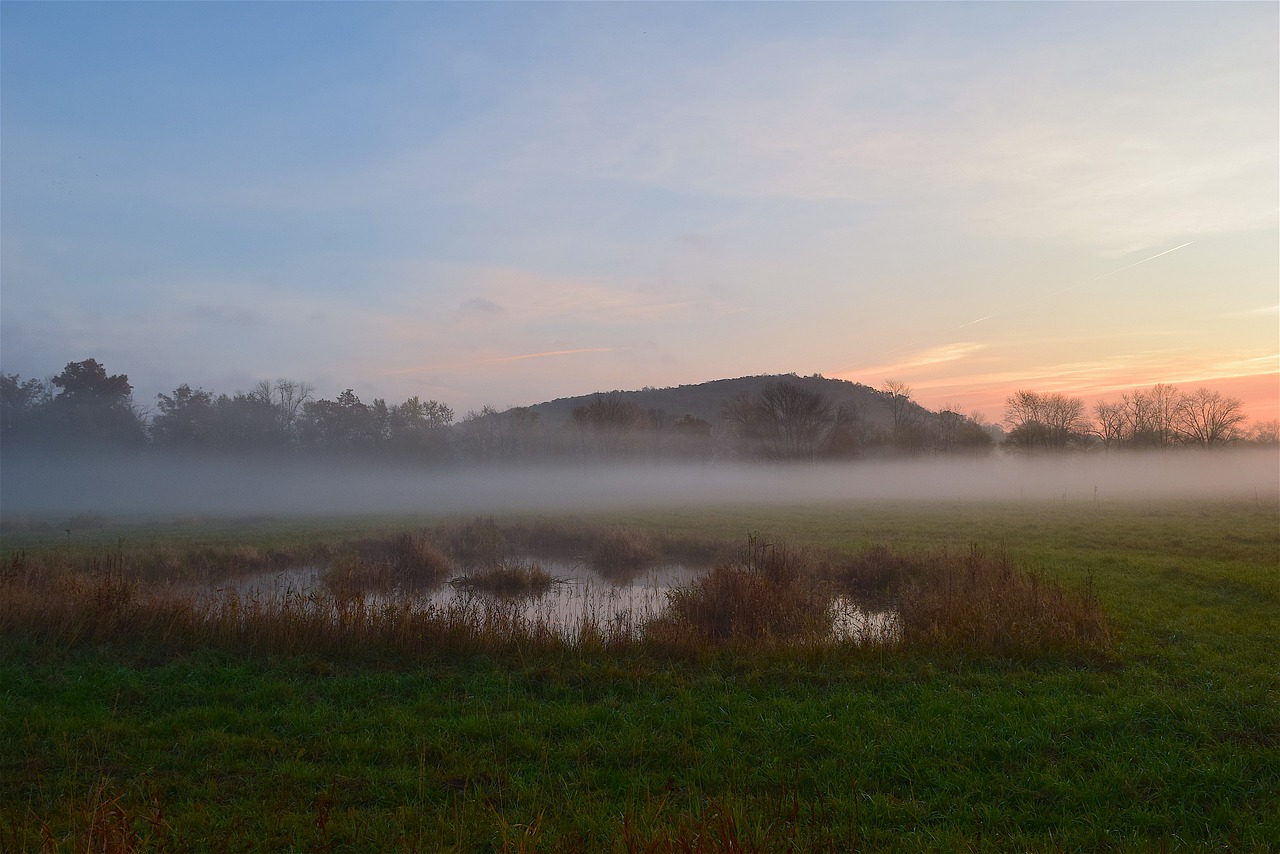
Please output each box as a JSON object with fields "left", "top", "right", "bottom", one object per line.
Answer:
{"left": 572, "top": 394, "right": 647, "bottom": 457}
{"left": 1092, "top": 399, "right": 1126, "bottom": 451}
{"left": 1174, "top": 388, "right": 1246, "bottom": 448}
{"left": 1245, "top": 420, "right": 1279, "bottom": 445}
{"left": 1003, "top": 390, "right": 1091, "bottom": 454}
{"left": 1121, "top": 384, "right": 1180, "bottom": 449}
{"left": 883, "top": 380, "right": 915, "bottom": 437}
{"left": 248, "top": 378, "right": 314, "bottom": 443}
{"left": 456, "top": 406, "right": 542, "bottom": 461}
{"left": 719, "top": 392, "right": 759, "bottom": 458}
{"left": 826, "top": 402, "right": 867, "bottom": 458}
{"left": 1119, "top": 389, "right": 1155, "bottom": 447}
{"left": 932, "top": 402, "right": 968, "bottom": 454}
{"left": 754, "top": 381, "right": 836, "bottom": 460}
{"left": 1147, "top": 383, "right": 1180, "bottom": 449}
{"left": 274, "top": 379, "right": 314, "bottom": 439}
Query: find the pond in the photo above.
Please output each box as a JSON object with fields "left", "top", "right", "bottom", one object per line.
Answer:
{"left": 204, "top": 557, "right": 899, "bottom": 644}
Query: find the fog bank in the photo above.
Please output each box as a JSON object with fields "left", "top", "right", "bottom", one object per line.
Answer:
{"left": 2, "top": 449, "right": 1277, "bottom": 520}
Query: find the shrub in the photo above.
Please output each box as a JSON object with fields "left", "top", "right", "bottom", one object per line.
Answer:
{"left": 451, "top": 562, "right": 554, "bottom": 597}
{"left": 324, "top": 533, "right": 452, "bottom": 595}
{"left": 893, "top": 545, "right": 1110, "bottom": 659}
{"left": 829, "top": 544, "right": 918, "bottom": 604}
{"left": 647, "top": 544, "right": 833, "bottom": 647}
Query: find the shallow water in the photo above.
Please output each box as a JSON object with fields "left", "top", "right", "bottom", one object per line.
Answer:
{"left": 204, "top": 557, "right": 898, "bottom": 643}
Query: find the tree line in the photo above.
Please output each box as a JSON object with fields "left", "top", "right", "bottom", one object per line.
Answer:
{"left": 1, "top": 359, "right": 1272, "bottom": 464}
{"left": 1001, "top": 385, "right": 1275, "bottom": 454}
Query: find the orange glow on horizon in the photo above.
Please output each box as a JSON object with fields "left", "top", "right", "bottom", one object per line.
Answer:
{"left": 906, "top": 371, "right": 1279, "bottom": 427}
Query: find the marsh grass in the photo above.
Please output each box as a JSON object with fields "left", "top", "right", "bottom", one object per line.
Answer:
{"left": 322, "top": 533, "right": 453, "bottom": 596}
{"left": 451, "top": 561, "right": 555, "bottom": 597}
{"left": 893, "top": 544, "right": 1111, "bottom": 658}
{"left": 0, "top": 523, "right": 1110, "bottom": 662}
{"left": 647, "top": 542, "right": 834, "bottom": 649}
{"left": 587, "top": 526, "right": 662, "bottom": 580}
{"left": 1, "top": 552, "right": 614, "bottom": 663}
{"left": 30, "top": 776, "right": 176, "bottom": 854}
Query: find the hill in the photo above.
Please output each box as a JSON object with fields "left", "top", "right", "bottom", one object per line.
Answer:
{"left": 525, "top": 373, "right": 926, "bottom": 429}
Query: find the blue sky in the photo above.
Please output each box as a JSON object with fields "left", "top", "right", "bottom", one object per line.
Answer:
{"left": 3, "top": 2, "right": 1277, "bottom": 421}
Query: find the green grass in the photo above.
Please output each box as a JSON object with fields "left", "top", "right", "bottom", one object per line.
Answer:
{"left": 2, "top": 497, "right": 1277, "bottom": 851}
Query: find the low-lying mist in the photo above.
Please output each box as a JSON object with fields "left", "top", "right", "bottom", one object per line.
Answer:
{"left": 1, "top": 448, "right": 1276, "bottom": 521}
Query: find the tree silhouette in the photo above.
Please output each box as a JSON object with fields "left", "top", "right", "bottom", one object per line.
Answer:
{"left": 0, "top": 373, "right": 51, "bottom": 439}
{"left": 1175, "top": 388, "right": 1246, "bottom": 448}
{"left": 46, "top": 359, "right": 145, "bottom": 447}
{"left": 572, "top": 394, "right": 647, "bottom": 457}
{"left": 152, "top": 384, "right": 217, "bottom": 448}
{"left": 883, "top": 380, "right": 926, "bottom": 453}
{"left": 388, "top": 396, "right": 455, "bottom": 460}
{"left": 755, "top": 381, "right": 835, "bottom": 460}
{"left": 1003, "top": 390, "right": 1090, "bottom": 454}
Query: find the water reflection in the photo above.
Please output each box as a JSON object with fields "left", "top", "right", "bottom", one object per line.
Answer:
{"left": 435, "top": 559, "right": 704, "bottom": 633}
{"left": 831, "top": 596, "right": 900, "bottom": 644}
{"left": 205, "top": 557, "right": 898, "bottom": 644}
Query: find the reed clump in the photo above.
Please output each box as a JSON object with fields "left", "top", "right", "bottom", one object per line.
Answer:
{"left": 451, "top": 561, "right": 554, "bottom": 597}
{"left": 646, "top": 543, "right": 833, "bottom": 648}
{"left": 892, "top": 544, "right": 1110, "bottom": 659}
{"left": 829, "top": 544, "right": 918, "bottom": 605}
{"left": 323, "top": 533, "right": 452, "bottom": 595}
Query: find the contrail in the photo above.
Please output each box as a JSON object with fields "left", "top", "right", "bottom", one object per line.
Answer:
{"left": 956, "top": 312, "right": 999, "bottom": 330}
{"left": 956, "top": 241, "right": 1194, "bottom": 329}
{"left": 385, "top": 347, "right": 616, "bottom": 376}
{"left": 1047, "top": 240, "right": 1194, "bottom": 296}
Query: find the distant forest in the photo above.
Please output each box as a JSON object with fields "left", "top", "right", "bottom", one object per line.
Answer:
{"left": 2, "top": 359, "right": 1275, "bottom": 465}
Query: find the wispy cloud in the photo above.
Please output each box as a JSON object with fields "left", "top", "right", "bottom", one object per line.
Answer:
{"left": 4, "top": 4, "right": 1274, "bottom": 420}
{"left": 383, "top": 347, "right": 617, "bottom": 377}
{"left": 459, "top": 297, "right": 504, "bottom": 319}
{"left": 429, "top": 267, "right": 709, "bottom": 327}
{"left": 836, "top": 342, "right": 986, "bottom": 381}
{"left": 912, "top": 350, "right": 1278, "bottom": 398}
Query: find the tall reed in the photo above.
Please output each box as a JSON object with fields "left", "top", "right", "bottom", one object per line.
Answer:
{"left": 1, "top": 528, "right": 1111, "bottom": 662}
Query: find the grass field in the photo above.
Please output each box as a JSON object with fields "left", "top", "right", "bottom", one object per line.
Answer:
{"left": 2, "top": 497, "right": 1277, "bottom": 851}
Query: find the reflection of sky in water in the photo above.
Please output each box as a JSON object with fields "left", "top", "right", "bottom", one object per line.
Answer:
{"left": 436, "top": 560, "right": 705, "bottom": 634}
{"left": 206, "top": 559, "right": 897, "bottom": 643}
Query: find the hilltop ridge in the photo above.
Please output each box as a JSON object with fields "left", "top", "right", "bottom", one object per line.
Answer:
{"left": 525, "top": 373, "right": 922, "bottom": 429}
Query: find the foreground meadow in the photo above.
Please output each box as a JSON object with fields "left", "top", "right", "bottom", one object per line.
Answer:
{"left": 2, "top": 498, "right": 1277, "bottom": 851}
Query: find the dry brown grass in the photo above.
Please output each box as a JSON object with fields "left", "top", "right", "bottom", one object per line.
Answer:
{"left": 29, "top": 776, "right": 176, "bottom": 854}
{"left": 322, "top": 533, "right": 453, "bottom": 596}
{"left": 646, "top": 543, "right": 834, "bottom": 649}
{"left": 451, "top": 561, "right": 554, "bottom": 597}
{"left": 892, "top": 544, "right": 1110, "bottom": 658}
{"left": 1, "top": 527, "right": 1110, "bottom": 662}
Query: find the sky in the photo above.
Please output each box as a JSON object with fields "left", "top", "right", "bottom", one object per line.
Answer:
{"left": 2, "top": 2, "right": 1277, "bottom": 425}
